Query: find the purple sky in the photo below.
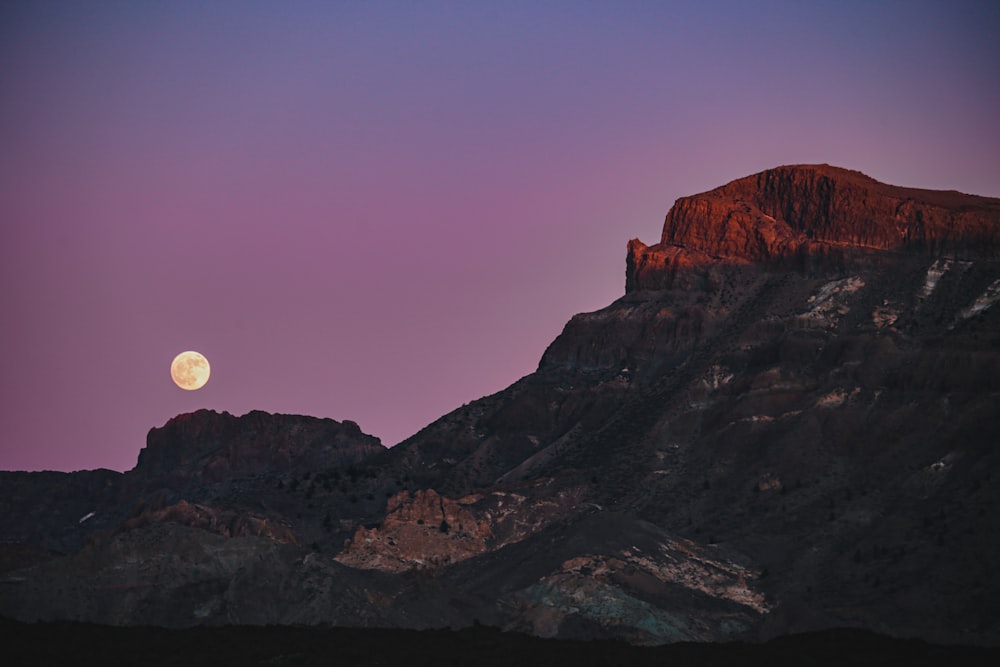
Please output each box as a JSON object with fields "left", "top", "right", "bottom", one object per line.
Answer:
{"left": 2, "top": 1, "right": 998, "bottom": 472}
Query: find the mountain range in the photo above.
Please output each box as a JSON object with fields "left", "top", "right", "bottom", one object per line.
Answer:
{"left": 2, "top": 164, "right": 999, "bottom": 647}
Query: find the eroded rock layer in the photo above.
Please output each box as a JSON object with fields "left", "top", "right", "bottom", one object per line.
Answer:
{"left": 628, "top": 164, "right": 1000, "bottom": 291}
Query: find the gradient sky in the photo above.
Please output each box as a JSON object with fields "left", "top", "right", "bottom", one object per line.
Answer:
{"left": 2, "top": 1, "right": 998, "bottom": 472}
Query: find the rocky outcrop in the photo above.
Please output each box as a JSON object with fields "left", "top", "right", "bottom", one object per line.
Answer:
{"left": 0, "top": 410, "right": 390, "bottom": 619}
{"left": 121, "top": 499, "right": 299, "bottom": 544}
{"left": 130, "top": 409, "right": 385, "bottom": 491}
{"left": 336, "top": 486, "right": 589, "bottom": 572}
{"left": 628, "top": 165, "right": 1000, "bottom": 291}
{"left": 337, "top": 489, "right": 493, "bottom": 571}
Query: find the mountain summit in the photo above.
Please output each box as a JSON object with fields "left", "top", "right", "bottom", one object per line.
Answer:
{"left": 629, "top": 164, "right": 1000, "bottom": 291}
{"left": 2, "top": 166, "right": 999, "bottom": 646}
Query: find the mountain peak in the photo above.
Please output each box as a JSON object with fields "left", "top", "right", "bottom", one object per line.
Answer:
{"left": 132, "top": 409, "right": 384, "bottom": 489}
{"left": 627, "top": 165, "right": 1000, "bottom": 292}
{"left": 669, "top": 164, "right": 1000, "bottom": 257}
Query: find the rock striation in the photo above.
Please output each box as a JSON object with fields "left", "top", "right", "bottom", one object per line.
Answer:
{"left": 628, "top": 164, "right": 1000, "bottom": 291}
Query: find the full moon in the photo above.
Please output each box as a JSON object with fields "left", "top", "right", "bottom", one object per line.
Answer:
{"left": 170, "top": 351, "right": 211, "bottom": 390}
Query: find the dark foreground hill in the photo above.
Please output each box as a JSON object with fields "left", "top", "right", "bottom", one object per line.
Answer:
{"left": 2, "top": 165, "right": 999, "bottom": 645}
{"left": 4, "top": 618, "right": 999, "bottom": 667}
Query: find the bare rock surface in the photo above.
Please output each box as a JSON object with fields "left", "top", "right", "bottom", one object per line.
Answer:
{"left": 629, "top": 164, "right": 1000, "bottom": 291}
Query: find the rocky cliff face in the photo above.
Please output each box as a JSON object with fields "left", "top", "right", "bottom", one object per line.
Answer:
{"left": 2, "top": 166, "right": 998, "bottom": 646}
{"left": 628, "top": 164, "right": 1000, "bottom": 291}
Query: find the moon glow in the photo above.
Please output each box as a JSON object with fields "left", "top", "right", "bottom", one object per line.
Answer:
{"left": 170, "top": 351, "right": 211, "bottom": 390}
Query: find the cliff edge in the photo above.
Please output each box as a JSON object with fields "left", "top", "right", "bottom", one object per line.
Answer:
{"left": 628, "top": 165, "right": 1000, "bottom": 292}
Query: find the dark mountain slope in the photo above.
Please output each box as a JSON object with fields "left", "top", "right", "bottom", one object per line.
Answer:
{"left": 2, "top": 165, "right": 998, "bottom": 645}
